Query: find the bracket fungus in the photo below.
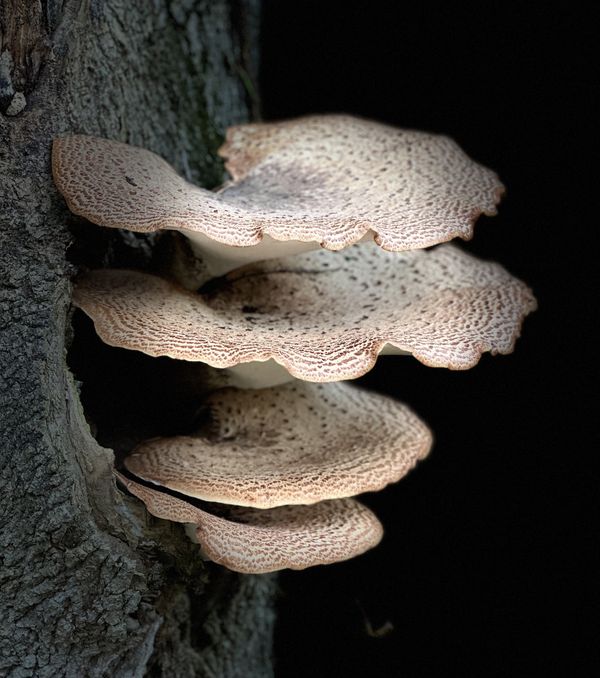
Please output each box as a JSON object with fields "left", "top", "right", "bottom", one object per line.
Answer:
{"left": 123, "top": 381, "right": 432, "bottom": 508}
{"left": 73, "top": 243, "right": 535, "bottom": 385}
{"left": 115, "top": 472, "right": 383, "bottom": 574}
{"left": 53, "top": 115, "right": 502, "bottom": 275}
{"left": 59, "top": 114, "right": 536, "bottom": 574}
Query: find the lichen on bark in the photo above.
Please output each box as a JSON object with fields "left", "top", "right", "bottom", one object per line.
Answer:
{"left": 0, "top": 1, "right": 275, "bottom": 676}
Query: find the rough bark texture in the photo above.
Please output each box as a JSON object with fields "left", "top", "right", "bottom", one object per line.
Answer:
{"left": 0, "top": 1, "right": 277, "bottom": 676}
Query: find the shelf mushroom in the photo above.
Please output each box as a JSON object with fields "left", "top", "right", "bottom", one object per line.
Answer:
{"left": 60, "top": 114, "right": 536, "bottom": 576}
{"left": 53, "top": 115, "right": 503, "bottom": 275}
{"left": 123, "top": 381, "right": 432, "bottom": 508}
{"left": 73, "top": 242, "right": 536, "bottom": 386}
{"left": 114, "top": 472, "right": 383, "bottom": 574}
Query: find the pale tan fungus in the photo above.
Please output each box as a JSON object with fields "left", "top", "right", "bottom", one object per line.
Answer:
{"left": 53, "top": 115, "right": 502, "bottom": 274}
{"left": 124, "top": 381, "right": 432, "bottom": 508}
{"left": 73, "top": 242, "right": 537, "bottom": 383}
{"left": 114, "top": 472, "right": 383, "bottom": 573}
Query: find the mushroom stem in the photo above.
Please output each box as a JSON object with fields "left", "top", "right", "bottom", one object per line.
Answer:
{"left": 182, "top": 526, "right": 213, "bottom": 562}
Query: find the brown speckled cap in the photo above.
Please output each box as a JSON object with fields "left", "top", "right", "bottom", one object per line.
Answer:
{"left": 53, "top": 116, "right": 503, "bottom": 271}
{"left": 218, "top": 114, "right": 504, "bottom": 251}
{"left": 73, "top": 242, "right": 536, "bottom": 382}
{"left": 124, "top": 381, "right": 432, "bottom": 508}
{"left": 115, "top": 472, "right": 383, "bottom": 574}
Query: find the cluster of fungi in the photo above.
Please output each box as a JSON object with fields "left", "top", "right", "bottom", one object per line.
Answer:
{"left": 53, "top": 115, "right": 536, "bottom": 574}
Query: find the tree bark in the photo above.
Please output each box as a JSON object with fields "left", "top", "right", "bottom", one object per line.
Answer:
{"left": 0, "top": 2, "right": 276, "bottom": 676}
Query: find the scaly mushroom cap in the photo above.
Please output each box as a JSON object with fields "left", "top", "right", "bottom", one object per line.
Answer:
{"left": 124, "top": 381, "right": 432, "bottom": 508}
{"left": 218, "top": 114, "right": 503, "bottom": 251}
{"left": 53, "top": 116, "right": 502, "bottom": 270}
{"left": 115, "top": 472, "right": 383, "bottom": 573}
{"left": 73, "top": 242, "right": 536, "bottom": 382}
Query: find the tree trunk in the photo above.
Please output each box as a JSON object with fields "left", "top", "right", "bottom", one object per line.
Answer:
{"left": 0, "top": 2, "right": 276, "bottom": 676}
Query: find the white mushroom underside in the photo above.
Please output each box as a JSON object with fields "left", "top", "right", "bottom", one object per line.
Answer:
{"left": 224, "top": 347, "right": 409, "bottom": 389}
{"left": 184, "top": 231, "right": 333, "bottom": 277}
{"left": 224, "top": 358, "right": 296, "bottom": 389}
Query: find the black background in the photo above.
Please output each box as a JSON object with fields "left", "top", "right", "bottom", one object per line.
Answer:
{"left": 260, "top": 3, "right": 595, "bottom": 676}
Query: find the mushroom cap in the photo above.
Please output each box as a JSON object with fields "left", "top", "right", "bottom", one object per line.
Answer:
{"left": 53, "top": 116, "right": 502, "bottom": 258}
{"left": 218, "top": 114, "right": 504, "bottom": 251}
{"left": 115, "top": 472, "right": 383, "bottom": 573}
{"left": 73, "top": 242, "right": 537, "bottom": 382}
{"left": 123, "top": 381, "right": 432, "bottom": 508}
